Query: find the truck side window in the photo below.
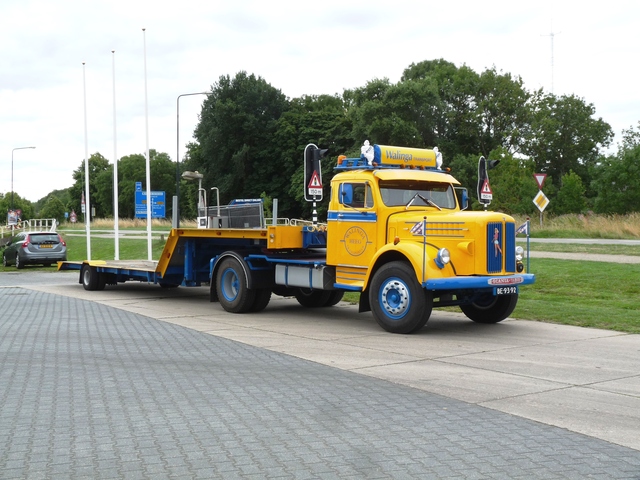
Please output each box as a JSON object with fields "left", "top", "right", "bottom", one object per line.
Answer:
{"left": 340, "top": 183, "right": 373, "bottom": 208}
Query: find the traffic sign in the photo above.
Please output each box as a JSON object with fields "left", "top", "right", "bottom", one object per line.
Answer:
{"left": 534, "top": 173, "right": 547, "bottom": 189}
{"left": 533, "top": 190, "right": 550, "bottom": 212}
{"left": 480, "top": 179, "right": 493, "bottom": 201}
{"left": 307, "top": 170, "right": 323, "bottom": 197}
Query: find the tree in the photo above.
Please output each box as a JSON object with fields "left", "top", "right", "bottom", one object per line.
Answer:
{"left": 554, "top": 171, "right": 587, "bottom": 214}
{"left": 39, "top": 195, "right": 66, "bottom": 224}
{"left": 68, "top": 153, "right": 110, "bottom": 218}
{"left": 274, "top": 94, "right": 353, "bottom": 219}
{"left": 190, "top": 72, "right": 289, "bottom": 207}
{"left": 0, "top": 192, "right": 34, "bottom": 221}
{"left": 592, "top": 123, "right": 640, "bottom": 214}
{"left": 524, "top": 92, "right": 613, "bottom": 191}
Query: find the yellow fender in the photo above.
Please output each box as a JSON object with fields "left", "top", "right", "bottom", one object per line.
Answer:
{"left": 363, "top": 241, "right": 456, "bottom": 290}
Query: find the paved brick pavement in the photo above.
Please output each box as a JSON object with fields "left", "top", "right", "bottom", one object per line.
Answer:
{"left": 1, "top": 287, "right": 640, "bottom": 479}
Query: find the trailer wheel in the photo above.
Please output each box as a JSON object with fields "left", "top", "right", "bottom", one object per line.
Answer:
{"left": 294, "top": 288, "right": 331, "bottom": 308}
{"left": 460, "top": 293, "right": 518, "bottom": 324}
{"left": 81, "top": 264, "right": 100, "bottom": 291}
{"left": 250, "top": 289, "right": 272, "bottom": 312}
{"left": 369, "top": 261, "right": 432, "bottom": 334}
{"left": 216, "top": 257, "right": 256, "bottom": 313}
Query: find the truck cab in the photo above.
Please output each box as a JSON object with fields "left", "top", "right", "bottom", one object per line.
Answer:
{"left": 325, "top": 144, "right": 534, "bottom": 333}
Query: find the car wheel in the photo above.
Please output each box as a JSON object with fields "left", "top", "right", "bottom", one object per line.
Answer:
{"left": 2, "top": 254, "right": 7, "bottom": 267}
{"left": 15, "top": 254, "right": 24, "bottom": 270}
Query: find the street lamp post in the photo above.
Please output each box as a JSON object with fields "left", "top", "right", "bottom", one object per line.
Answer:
{"left": 11, "top": 146, "right": 36, "bottom": 211}
{"left": 175, "top": 92, "right": 208, "bottom": 228}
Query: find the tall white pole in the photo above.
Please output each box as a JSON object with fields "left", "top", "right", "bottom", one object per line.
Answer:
{"left": 112, "top": 50, "right": 120, "bottom": 260}
{"left": 143, "top": 28, "right": 152, "bottom": 260}
{"left": 82, "top": 62, "right": 92, "bottom": 260}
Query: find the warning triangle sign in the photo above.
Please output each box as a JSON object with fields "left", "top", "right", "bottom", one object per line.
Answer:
{"left": 308, "top": 171, "right": 322, "bottom": 189}
{"left": 480, "top": 179, "right": 493, "bottom": 201}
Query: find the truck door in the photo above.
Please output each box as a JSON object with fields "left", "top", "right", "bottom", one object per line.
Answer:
{"left": 327, "top": 181, "right": 377, "bottom": 276}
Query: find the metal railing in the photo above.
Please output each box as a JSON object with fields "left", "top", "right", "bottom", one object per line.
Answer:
{"left": 1, "top": 218, "right": 58, "bottom": 238}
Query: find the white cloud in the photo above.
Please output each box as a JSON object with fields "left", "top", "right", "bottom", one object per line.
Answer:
{"left": 1, "top": 0, "right": 638, "bottom": 202}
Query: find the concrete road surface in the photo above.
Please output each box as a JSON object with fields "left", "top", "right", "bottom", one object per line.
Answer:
{"left": 21, "top": 275, "right": 640, "bottom": 452}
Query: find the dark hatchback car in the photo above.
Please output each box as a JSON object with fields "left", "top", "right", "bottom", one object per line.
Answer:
{"left": 2, "top": 231, "right": 67, "bottom": 268}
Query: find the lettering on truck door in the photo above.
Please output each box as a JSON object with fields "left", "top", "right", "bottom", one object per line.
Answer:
{"left": 327, "top": 182, "right": 377, "bottom": 288}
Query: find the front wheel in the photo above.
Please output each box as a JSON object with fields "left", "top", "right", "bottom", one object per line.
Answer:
{"left": 460, "top": 293, "right": 518, "bottom": 324}
{"left": 369, "top": 261, "right": 432, "bottom": 334}
{"left": 2, "top": 254, "right": 7, "bottom": 267}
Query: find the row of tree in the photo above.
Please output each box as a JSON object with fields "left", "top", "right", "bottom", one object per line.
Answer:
{"left": 6, "top": 58, "right": 640, "bottom": 224}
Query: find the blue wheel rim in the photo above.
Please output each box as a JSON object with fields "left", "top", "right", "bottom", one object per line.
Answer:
{"left": 378, "top": 276, "right": 411, "bottom": 320}
{"left": 221, "top": 268, "right": 239, "bottom": 302}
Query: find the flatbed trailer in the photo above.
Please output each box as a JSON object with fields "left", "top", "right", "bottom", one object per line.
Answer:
{"left": 58, "top": 223, "right": 326, "bottom": 291}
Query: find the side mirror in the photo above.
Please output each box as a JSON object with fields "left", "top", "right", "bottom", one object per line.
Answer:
{"left": 455, "top": 187, "right": 469, "bottom": 210}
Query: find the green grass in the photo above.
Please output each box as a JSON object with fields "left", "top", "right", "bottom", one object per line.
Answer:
{"left": 344, "top": 259, "right": 640, "bottom": 333}
{"left": 515, "top": 259, "right": 640, "bottom": 333}
{"left": 521, "top": 242, "right": 640, "bottom": 256}
{"left": 62, "top": 234, "right": 167, "bottom": 261}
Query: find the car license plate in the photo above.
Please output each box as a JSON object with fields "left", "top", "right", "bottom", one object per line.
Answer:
{"left": 39, "top": 244, "right": 53, "bottom": 248}
{"left": 494, "top": 286, "right": 518, "bottom": 295}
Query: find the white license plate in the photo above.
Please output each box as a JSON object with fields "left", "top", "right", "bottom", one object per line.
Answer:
{"left": 494, "top": 286, "right": 518, "bottom": 295}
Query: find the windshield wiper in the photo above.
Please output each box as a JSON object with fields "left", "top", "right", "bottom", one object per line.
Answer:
{"left": 405, "top": 193, "right": 442, "bottom": 210}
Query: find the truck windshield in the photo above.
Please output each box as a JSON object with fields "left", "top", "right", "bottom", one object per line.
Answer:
{"left": 379, "top": 180, "right": 456, "bottom": 209}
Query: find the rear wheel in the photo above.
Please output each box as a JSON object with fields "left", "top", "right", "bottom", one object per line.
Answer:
{"left": 250, "top": 289, "right": 272, "bottom": 312}
{"left": 216, "top": 257, "right": 256, "bottom": 313}
{"left": 15, "top": 254, "right": 24, "bottom": 270}
{"left": 460, "top": 293, "right": 518, "bottom": 324}
{"left": 369, "top": 261, "right": 432, "bottom": 334}
{"left": 294, "top": 288, "right": 331, "bottom": 308}
{"left": 81, "top": 264, "right": 99, "bottom": 291}
{"left": 324, "top": 290, "right": 344, "bottom": 307}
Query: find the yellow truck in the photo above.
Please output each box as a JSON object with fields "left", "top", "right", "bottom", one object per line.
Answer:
{"left": 59, "top": 143, "right": 534, "bottom": 334}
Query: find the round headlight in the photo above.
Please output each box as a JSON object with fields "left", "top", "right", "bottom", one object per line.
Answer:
{"left": 515, "top": 246, "right": 524, "bottom": 261}
{"left": 435, "top": 248, "right": 451, "bottom": 269}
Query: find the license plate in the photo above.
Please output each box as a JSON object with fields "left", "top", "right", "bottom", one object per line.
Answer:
{"left": 494, "top": 286, "right": 518, "bottom": 295}
{"left": 39, "top": 244, "right": 53, "bottom": 249}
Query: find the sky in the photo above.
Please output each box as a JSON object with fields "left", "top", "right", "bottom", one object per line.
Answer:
{"left": 1, "top": 0, "right": 638, "bottom": 203}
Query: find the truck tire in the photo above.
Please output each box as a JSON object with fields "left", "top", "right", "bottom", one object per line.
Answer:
{"left": 369, "top": 261, "right": 432, "bottom": 334}
{"left": 216, "top": 257, "right": 256, "bottom": 313}
{"left": 324, "top": 290, "right": 344, "bottom": 307}
{"left": 250, "top": 288, "right": 272, "bottom": 312}
{"left": 294, "top": 288, "right": 331, "bottom": 308}
{"left": 460, "top": 293, "right": 518, "bottom": 324}
{"left": 81, "top": 264, "right": 99, "bottom": 291}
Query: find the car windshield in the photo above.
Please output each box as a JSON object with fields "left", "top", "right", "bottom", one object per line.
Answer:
{"left": 29, "top": 234, "right": 60, "bottom": 244}
{"left": 379, "top": 180, "right": 456, "bottom": 209}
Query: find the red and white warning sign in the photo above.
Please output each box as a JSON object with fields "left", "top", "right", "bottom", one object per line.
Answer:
{"left": 534, "top": 173, "right": 547, "bottom": 190}
{"left": 307, "top": 171, "right": 323, "bottom": 197}
{"left": 480, "top": 179, "right": 493, "bottom": 201}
